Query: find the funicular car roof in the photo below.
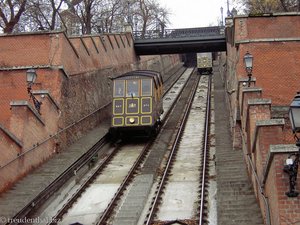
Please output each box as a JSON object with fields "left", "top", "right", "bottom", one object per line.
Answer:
{"left": 114, "top": 70, "right": 162, "bottom": 84}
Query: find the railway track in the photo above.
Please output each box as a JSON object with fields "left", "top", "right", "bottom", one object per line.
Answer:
{"left": 108, "top": 69, "right": 204, "bottom": 225}
{"left": 43, "top": 68, "right": 193, "bottom": 225}
{"left": 7, "top": 135, "right": 110, "bottom": 225}
{"left": 51, "top": 141, "right": 151, "bottom": 225}
{"left": 6, "top": 66, "right": 215, "bottom": 225}
{"left": 52, "top": 68, "right": 194, "bottom": 225}
{"left": 144, "top": 74, "right": 212, "bottom": 225}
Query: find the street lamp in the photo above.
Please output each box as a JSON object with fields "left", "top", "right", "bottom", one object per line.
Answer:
{"left": 26, "top": 68, "right": 37, "bottom": 86}
{"left": 283, "top": 92, "right": 300, "bottom": 197}
{"left": 26, "top": 69, "right": 42, "bottom": 114}
{"left": 243, "top": 52, "right": 253, "bottom": 87}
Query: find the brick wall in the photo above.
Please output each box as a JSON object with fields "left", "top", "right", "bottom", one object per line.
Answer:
{"left": 237, "top": 42, "right": 300, "bottom": 106}
{"left": 265, "top": 150, "right": 300, "bottom": 225}
{"left": 224, "top": 13, "right": 300, "bottom": 225}
{"left": 0, "top": 70, "right": 28, "bottom": 126}
{"left": 237, "top": 80, "right": 300, "bottom": 225}
{"left": 0, "top": 128, "right": 22, "bottom": 166}
{"left": 232, "top": 15, "right": 300, "bottom": 106}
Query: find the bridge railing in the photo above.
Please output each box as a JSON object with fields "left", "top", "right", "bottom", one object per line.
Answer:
{"left": 133, "top": 26, "right": 224, "bottom": 40}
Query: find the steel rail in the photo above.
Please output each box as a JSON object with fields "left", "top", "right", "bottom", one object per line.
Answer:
{"left": 163, "top": 68, "right": 187, "bottom": 95}
{"left": 199, "top": 74, "right": 212, "bottom": 225}
{"left": 95, "top": 68, "right": 195, "bottom": 225}
{"left": 48, "top": 141, "right": 120, "bottom": 224}
{"left": 7, "top": 135, "right": 109, "bottom": 225}
{"left": 52, "top": 68, "right": 191, "bottom": 224}
{"left": 162, "top": 66, "right": 186, "bottom": 90}
{"left": 95, "top": 140, "right": 153, "bottom": 225}
{"left": 145, "top": 72, "right": 200, "bottom": 225}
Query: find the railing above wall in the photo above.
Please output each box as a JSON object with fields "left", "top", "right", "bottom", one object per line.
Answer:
{"left": 133, "top": 26, "right": 225, "bottom": 40}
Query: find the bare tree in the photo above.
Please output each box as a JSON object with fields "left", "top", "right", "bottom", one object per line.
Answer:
{"left": 156, "top": 6, "right": 169, "bottom": 35}
{"left": 64, "top": 0, "right": 97, "bottom": 34}
{"left": 80, "top": 0, "right": 94, "bottom": 34}
{"left": 22, "top": 0, "right": 64, "bottom": 31}
{"left": 0, "top": 0, "right": 27, "bottom": 33}
{"left": 132, "top": 0, "right": 169, "bottom": 37}
{"left": 0, "top": 0, "right": 170, "bottom": 35}
{"left": 240, "top": 0, "right": 300, "bottom": 14}
{"left": 279, "top": 0, "right": 300, "bottom": 11}
{"left": 91, "top": 0, "right": 123, "bottom": 33}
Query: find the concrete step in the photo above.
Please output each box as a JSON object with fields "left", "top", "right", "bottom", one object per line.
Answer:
{"left": 217, "top": 172, "right": 248, "bottom": 178}
{"left": 216, "top": 158, "right": 245, "bottom": 163}
{"left": 217, "top": 177, "right": 250, "bottom": 182}
{"left": 219, "top": 202, "right": 260, "bottom": 210}
{"left": 218, "top": 194, "right": 258, "bottom": 200}
{"left": 219, "top": 219, "right": 264, "bottom": 225}
{"left": 217, "top": 181, "right": 252, "bottom": 187}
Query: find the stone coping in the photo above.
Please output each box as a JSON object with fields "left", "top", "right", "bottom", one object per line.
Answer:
{"left": 237, "top": 78, "right": 256, "bottom": 102}
{"left": 248, "top": 98, "right": 272, "bottom": 106}
{"left": 263, "top": 144, "right": 298, "bottom": 186}
{"left": 0, "top": 65, "right": 69, "bottom": 78}
{"left": 241, "top": 88, "right": 263, "bottom": 116}
{"left": 271, "top": 106, "right": 289, "bottom": 118}
{"left": 0, "top": 123, "right": 23, "bottom": 148}
{"left": 232, "top": 12, "right": 300, "bottom": 19}
{"left": 242, "top": 87, "right": 263, "bottom": 93}
{"left": 251, "top": 119, "right": 285, "bottom": 153}
{"left": 10, "top": 100, "right": 45, "bottom": 126}
{"left": 236, "top": 37, "right": 300, "bottom": 44}
{"left": 32, "top": 90, "right": 60, "bottom": 110}
{"left": 244, "top": 98, "right": 272, "bottom": 130}
{"left": 239, "top": 77, "right": 257, "bottom": 82}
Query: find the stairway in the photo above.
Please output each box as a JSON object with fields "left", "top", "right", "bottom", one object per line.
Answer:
{"left": 213, "top": 68, "right": 264, "bottom": 225}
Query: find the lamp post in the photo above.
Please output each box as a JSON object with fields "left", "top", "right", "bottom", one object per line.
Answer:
{"left": 26, "top": 69, "right": 42, "bottom": 114}
{"left": 220, "top": 7, "right": 224, "bottom": 26}
{"left": 127, "top": 1, "right": 132, "bottom": 25}
{"left": 243, "top": 52, "right": 253, "bottom": 87}
{"left": 226, "top": 0, "right": 231, "bottom": 16}
{"left": 284, "top": 92, "right": 300, "bottom": 197}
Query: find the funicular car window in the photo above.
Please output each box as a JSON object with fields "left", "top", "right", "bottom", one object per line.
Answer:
{"left": 126, "top": 80, "right": 139, "bottom": 97}
{"left": 114, "top": 80, "right": 125, "bottom": 97}
{"left": 141, "top": 79, "right": 152, "bottom": 96}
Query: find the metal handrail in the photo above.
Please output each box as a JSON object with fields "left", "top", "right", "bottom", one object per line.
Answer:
{"left": 240, "top": 126, "right": 271, "bottom": 225}
{"left": 133, "top": 26, "right": 224, "bottom": 40}
{"left": 247, "top": 153, "right": 271, "bottom": 225}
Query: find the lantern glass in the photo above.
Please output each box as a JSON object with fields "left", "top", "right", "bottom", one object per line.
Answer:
{"left": 244, "top": 52, "right": 253, "bottom": 71}
{"left": 289, "top": 95, "right": 300, "bottom": 133}
{"left": 26, "top": 69, "right": 37, "bottom": 85}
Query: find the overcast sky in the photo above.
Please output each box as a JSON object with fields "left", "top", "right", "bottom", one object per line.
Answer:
{"left": 158, "top": 0, "right": 231, "bottom": 28}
